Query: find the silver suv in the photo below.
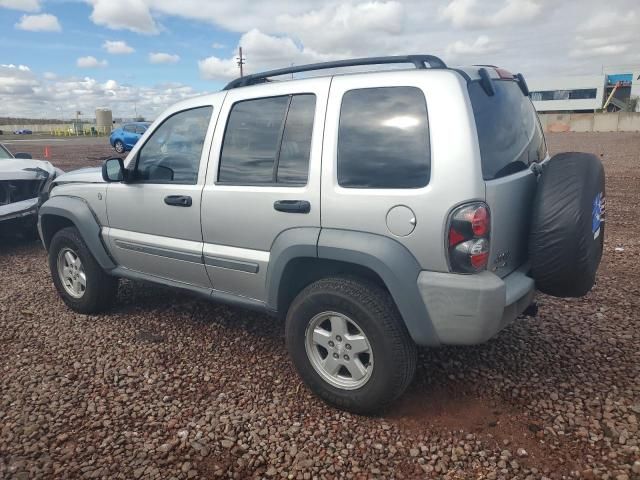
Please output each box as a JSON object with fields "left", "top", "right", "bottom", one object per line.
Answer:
{"left": 39, "top": 56, "right": 604, "bottom": 413}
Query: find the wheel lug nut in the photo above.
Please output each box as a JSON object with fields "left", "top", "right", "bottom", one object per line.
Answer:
{"left": 335, "top": 335, "right": 342, "bottom": 342}
{"left": 345, "top": 344, "right": 351, "bottom": 350}
{"left": 332, "top": 353, "right": 339, "bottom": 359}
{"left": 328, "top": 341, "right": 334, "bottom": 347}
{"left": 343, "top": 355, "right": 350, "bottom": 361}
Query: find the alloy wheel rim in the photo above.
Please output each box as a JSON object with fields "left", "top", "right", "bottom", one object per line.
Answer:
{"left": 57, "top": 248, "right": 86, "bottom": 299}
{"left": 304, "top": 311, "right": 374, "bottom": 390}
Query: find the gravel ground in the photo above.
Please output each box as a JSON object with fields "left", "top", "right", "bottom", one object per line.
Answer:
{"left": 0, "top": 132, "right": 639, "bottom": 479}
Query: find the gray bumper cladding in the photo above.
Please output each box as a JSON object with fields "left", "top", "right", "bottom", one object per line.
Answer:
{"left": 417, "top": 264, "right": 535, "bottom": 345}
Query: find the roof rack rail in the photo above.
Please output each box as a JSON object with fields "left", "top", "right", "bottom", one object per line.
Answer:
{"left": 223, "top": 55, "right": 448, "bottom": 90}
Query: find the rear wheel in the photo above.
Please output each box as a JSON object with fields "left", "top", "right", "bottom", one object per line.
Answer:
{"left": 48, "top": 227, "right": 118, "bottom": 313}
{"left": 286, "top": 276, "right": 416, "bottom": 414}
{"left": 114, "top": 140, "right": 125, "bottom": 154}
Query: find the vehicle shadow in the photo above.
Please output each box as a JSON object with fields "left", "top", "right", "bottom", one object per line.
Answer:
{"left": 0, "top": 233, "right": 43, "bottom": 257}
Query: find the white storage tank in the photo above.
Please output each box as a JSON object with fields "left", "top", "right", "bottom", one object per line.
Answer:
{"left": 95, "top": 108, "right": 113, "bottom": 133}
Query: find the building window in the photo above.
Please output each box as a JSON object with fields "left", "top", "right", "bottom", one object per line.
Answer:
{"left": 530, "top": 88, "right": 597, "bottom": 101}
{"left": 569, "top": 88, "right": 598, "bottom": 100}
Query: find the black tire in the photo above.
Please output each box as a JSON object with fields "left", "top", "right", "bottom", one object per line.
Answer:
{"left": 285, "top": 276, "right": 416, "bottom": 414}
{"left": 48, "top": 227, "right": 118, "bottom": 313}
{"left": 114, "top": 140, "right": 125, "bottom": 154}
{"left": 529, "top": 152, "right": 605, "bottom": 297}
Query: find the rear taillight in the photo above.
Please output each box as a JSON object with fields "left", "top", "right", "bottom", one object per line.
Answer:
{"left": 447, "top": 203, "right": 491, "bottom": 273}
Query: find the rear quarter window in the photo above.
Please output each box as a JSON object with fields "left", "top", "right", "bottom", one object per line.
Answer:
{"left": 337, "top": 86, "right": 430, "bottom": 189}
{"left": 468, "top": 80, "right": 546, "bottom": 180}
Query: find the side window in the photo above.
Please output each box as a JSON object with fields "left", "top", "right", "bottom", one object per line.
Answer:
{"left": 123, "top": 125, "right": 135, "bottom": 133}
{"left": 135, "top": 125, "right": 147, "bottom": 134}
{"left": 134, "top": 106, "right": 212, "bottom": 184}
{"left": 337, "top": 87, "right": 430, "bottom": 189}
{"left": 218, "top": 94, "right": 316, "bottom": 185}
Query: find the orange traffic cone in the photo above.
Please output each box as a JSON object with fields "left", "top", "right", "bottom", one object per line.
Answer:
{"left": 44, "top": 146, "right": 50, "bottom": 159}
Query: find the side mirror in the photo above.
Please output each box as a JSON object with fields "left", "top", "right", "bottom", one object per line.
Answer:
{"left": 14, "top": 152, "right": 33, "bottom": 159}
{"left": 102, "top": 157, "right": 125, "bottom": 182}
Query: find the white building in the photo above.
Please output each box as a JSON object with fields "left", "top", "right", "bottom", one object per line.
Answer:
{"left": 528, "top": 75, "right": 605, "bottom": 112}
{"left": 528, "top": 69, "right": 640, "bottom": 113}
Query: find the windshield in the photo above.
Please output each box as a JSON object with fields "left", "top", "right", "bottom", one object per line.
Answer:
{"left": 468, "top": 79, "right": 547, "bottom": 180}
{"left": 0, "top": 144, "right": 13, "bottom": 159}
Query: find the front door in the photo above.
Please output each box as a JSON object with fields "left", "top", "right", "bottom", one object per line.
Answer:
{"left": 200, "top": 78, "right": 330, "bottom": 301}
{"left": 104, "top": 104, "right": 218, "bottom": 288}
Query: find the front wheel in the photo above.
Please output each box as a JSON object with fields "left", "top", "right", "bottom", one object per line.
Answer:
{"left": 114, "top": 140, "right": 125, "bottom": 154}
{"left": 48, "top": 227, "right": 118, "bottom": 313}
{"left": 285, "top": 276, "right": 417, "bottom": 414}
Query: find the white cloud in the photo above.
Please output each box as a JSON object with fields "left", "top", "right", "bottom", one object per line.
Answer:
{"left": 199, "top": 28, "right": 329, "bottom": 80}
{"left": 198, "top": 56, "right": 238, "bottom": 81}
{"left": 43, "top": 72, "right": 57, "bottom": 80}
{"left": 149, "top": 52, "right": 180, "bottom": 64}
{"left": 0, "top": 0, "right": 40, "bottom": 12}
{"left": 77, "top": 56, "right": 108, "bottom": 68}
{"left": 578, "top": 10, "right": 638, "bottom": 32}
{"left": 446, "top": 35, "right": 501, "bottom": 57}
{"left": 15, "top": 13, "right": 62, "bottom": 32}
{"left": 211, "top": 42, "right": 225, "bottom": 49}
{"left": 88, "top": 0, "right": 158, "bottom": 34}
{"left": 570, "top": 44, "right": 629, "bottom": 59}
{"left": 0, "top": 64, "right": 38, "bottom": 94}
{"left": 570, "top": 9, "right": 639, "bottom": 60}
{"left": 103, "top": 40, "right": 135, "bottom": 54}
{"left": 0, "top": 64, "right": 205, "bottom": 118}
{"left": 275, "top": 2, "right": 405, "bottom": 54}
{"left": 441, "top": 0, "right": 542, "bottom": 29}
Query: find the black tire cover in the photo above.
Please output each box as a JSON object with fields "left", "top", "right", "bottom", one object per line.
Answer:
{"left": 529, "top": 152, "right": 605, "bottom": 297}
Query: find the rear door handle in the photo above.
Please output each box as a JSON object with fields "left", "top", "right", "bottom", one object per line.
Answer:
{"left": 273, "top": 200, "right": 310, "bottom": 214}
{"left": 164, "top": 195, "right": 192, "bottom": 207}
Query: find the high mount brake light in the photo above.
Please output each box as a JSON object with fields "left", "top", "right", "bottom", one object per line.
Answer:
{"left": 447, "top": 203, "right": 491, "bottom": 273}
{"left": 495, "top": 67, "right": 514, "bottom": 79}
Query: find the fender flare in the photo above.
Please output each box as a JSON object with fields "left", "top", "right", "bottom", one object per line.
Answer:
{"left": 317, "top": 229, "right": 440, "bottom": 347}
{"left": 266, "top": 227, "right": 440, "bottom": 347}
{"left": 38, "top": 195, "right": 116, "bottom": 271}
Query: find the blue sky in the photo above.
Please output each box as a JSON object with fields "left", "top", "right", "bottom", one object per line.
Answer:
{"left": 0, "top": 0, "right": 638, "bottom": 118}
{"left": 0, "top": 2, "right": 238, "bottom": 92}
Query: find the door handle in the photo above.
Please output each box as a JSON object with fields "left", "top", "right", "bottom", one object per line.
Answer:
{"left": 164, "top": 195, "right": 192, "bottom": 207}
{"left": 273, "top": 200, "right": 311, "bottom": 214}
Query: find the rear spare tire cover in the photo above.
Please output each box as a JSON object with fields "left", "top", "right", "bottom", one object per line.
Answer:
{"left": 529, "top": 152, "right": 605, "bottom": 297}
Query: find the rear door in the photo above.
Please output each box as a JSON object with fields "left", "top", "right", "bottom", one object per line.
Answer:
{"left": 321, "top": 70, "right": 484, "bottom": 272}
{"left": 468, "top": 77, "right": 548, "bottom": 277}
{"left": 201, "top": 78, "right": 329, "bottom": 301}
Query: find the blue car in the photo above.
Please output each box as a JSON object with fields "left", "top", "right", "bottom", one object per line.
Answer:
{"left": 109, "top": 122, "right": 150, "bottom": 154}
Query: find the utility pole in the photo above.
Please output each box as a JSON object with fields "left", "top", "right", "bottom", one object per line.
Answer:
{"left": 237, "top": 46, "right": 245, "bottom": 77}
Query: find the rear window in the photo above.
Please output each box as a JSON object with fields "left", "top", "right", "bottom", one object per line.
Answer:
{"left": 468, "top": 80, "right": 546, "bottom": 180}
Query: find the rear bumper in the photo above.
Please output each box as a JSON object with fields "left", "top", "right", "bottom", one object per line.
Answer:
{"left": 417, "top": 264, "right": 535, "bottom": 345}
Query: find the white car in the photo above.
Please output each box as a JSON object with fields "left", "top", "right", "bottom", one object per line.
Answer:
{"left": 0, "top": 144, "right": 63, "bottom": 237}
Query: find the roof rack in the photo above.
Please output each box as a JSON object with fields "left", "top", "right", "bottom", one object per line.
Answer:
{"left": 223, "top": 55, "right": 448, "bottom": 90}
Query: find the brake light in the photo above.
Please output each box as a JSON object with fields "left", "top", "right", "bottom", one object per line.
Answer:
{"left": 447, "top": 203, "right": 491, "bottom": 273}
{"left": 495, "top": 67, "right": 514, "bottom": 79}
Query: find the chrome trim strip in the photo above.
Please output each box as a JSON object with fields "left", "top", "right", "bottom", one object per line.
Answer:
{"left": 114, "top": 239, "right": 204, "bottom": 264}
{"left": 204, "top": 255, "right": 259, "bottom": 274}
